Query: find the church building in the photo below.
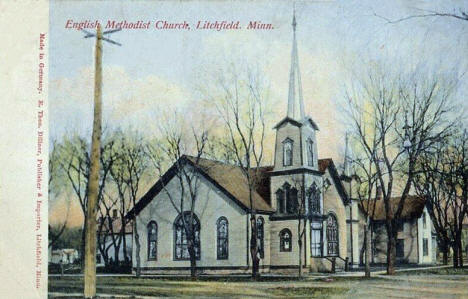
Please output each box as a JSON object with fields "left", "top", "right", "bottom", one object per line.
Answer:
{"left": 126, "top": 13, "right": 433, "bottom": 275}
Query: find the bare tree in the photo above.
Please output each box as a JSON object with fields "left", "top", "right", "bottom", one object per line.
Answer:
{"left": 54, "top": 133, "right": 117, "bottom": 269}
{"left": 350, "top": 128, "right": 380, "bottom": 278}
{"left": 48, "top": 140, "right": 71, "bottom": 249}
{"left": 415, "top": 130, "right": 468, "bottom": 267}
{"left": 146, "top": 116, "right": 209, "bottom": 279}
{"left": 374, "top": 7, "right": 468, "bottom": 24}
{"left": 202, "top": 65, "right": 269, "bottom": 278}
{"left": 344, "top": 66, "right": 457, "bottom": 274}
{"left": 116, "top": 130, "right": 150, "bottom": 277}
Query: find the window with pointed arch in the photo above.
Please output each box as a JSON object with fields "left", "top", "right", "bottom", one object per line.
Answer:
{"left": 174, "top": 212, "right": 200, "bottom": 260}
{"left": 216, "top": 217, "right": 229, "bottom": 260}
{"left": 279, "top": 228, "right": 292, "bottom": 252}
{"left": 276, "top": 189, "right": 285, "bottom": 214}
{"left": 256, "top": 217, "right": 264, "bottom": 259}
{"left": 283, "top": 138, "right": 293, "bottom": 166}
{"left": 308, "top": 183, "right": 321, "bottom": 214}
{"left": 307, "top": 138, "right": 314, "bottom": 166}
{"left": 286, "top": 187, "right": 298, "bottom": 214}
{"left": 326, "top": 214, "right": 339, "bottom": 256}
{"left": 147, "top": 221, "right": 158, "bottom": 261}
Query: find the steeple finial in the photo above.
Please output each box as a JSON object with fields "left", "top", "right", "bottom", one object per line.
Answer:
{"left": 292, "top": 5, "right": 297, "bottom": 30}
{"left": 287, "top": 6, "right": 305, "bottom": 120}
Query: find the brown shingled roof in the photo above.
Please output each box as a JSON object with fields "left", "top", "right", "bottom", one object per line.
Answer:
{"left": 360, "top": 195, "right": 425, "bottom": 221}
{"left": 127, "top": 156, "right": 275, "bottom": 218}
{"left": 186, "top": 156, "right": 274, "bottom": 212}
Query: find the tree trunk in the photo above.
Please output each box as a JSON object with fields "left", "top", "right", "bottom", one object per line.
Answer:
{"left": 81, "top": 224, "right": 86, "bottom": 272}
{"left": 298, "top": 238, "right": 303, "bottom": 278}
{"left": 365, "top": 225, "right": 371, "bottom": 278}
{"left": 250, "top": 215, "right": 259, "bottom": 279}
{"left": 458, "top": 239, "right": 464, "bottom": 267}
{"left": 452, "top": 244, "right": 459, "bottom": 268}
{"left": 188, "top": 244, "right": 197, "bottom": 280}
{"left": 387, "top": 233, "right": 396, "bottom": 275}
{"left": 122, "top": 219, "right": 128, "bottom": 263}
{"left": 442, "top": 243, "right": 448, "bottom": 265}
{"left": 133, "top": 221, "right": 141, "bottom": 277}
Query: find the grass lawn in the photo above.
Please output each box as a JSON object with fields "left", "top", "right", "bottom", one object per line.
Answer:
{"left": 49, "top": 276, "right": 350, "bottom": 298}
{"left": 49, "top": 268, "right": 468, "bottom": 298}
{"left": 396, "top": 266, "right": 468, "bottom": 276}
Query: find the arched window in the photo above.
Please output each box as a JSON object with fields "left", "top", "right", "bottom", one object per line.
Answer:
{"left": 283, "top": 138, "right": 293, "bottom": 166}
{"left": 174, "top": 212, "right": 200, "bottom": 260}
{"left": 216, "top": 217, "right": 229, "bottom": 260}
{"left": 276, "top": 189, "right": 285, "bottom": 214}
{"left": 256, "top": 217, "right": 264, "bottom": 259}
{"left": 326, "top": 214, "right": 339, "bottom": 256}
{"left": 147, "top": 221, "right": 158, "bottom": 260}
{"left": 308, "top": 183, "right": 321, "bottom": 214}
{"left": 280, "top": 228, "right": 292, "bottom": 252}
{"left": 307, "top": 138, "right": 314, "bottom": 166}
{"left": 286, "top": 187, "right": 298, "bottom": 214}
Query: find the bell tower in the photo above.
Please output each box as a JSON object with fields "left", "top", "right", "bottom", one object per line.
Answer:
{"left": 272, "top": 10, "right": 319, "bottom": 172}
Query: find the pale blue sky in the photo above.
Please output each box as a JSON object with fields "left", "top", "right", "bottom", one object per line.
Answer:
{"left": 49, "top": 0, "right": 468, "bottom": 160}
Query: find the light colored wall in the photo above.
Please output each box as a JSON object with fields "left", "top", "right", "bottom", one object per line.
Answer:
{"left": 133, "top": 169, "right": 249, "bottom": 271}
{"left": 273, "top": 121, "right": 317, "bottom": 171}
{"left": 418, "top": 207, "right": 435, "bottom": 264}
{"left": 269, "top": 219, "right": 305, "bottom": 266}
{"left": 372, "top": 219, "right": 419, "bottom": 264}
{"left": 322, "top": 169, "right": 347, "bottom": 259}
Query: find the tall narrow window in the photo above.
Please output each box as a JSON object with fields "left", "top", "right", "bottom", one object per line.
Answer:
{"left": 276, "top": 189, "right": 285, "bottom": 214}
{"left": 307, "top": 138, "right": 314, "bottom": 166}
{"left": 283, "top": 138, "right": 293, "bottom": 166}
{"left": 216, "top": 217, "right": 229, "bottom": 260}
{"left": 326, "top": 214, "right": 338, "bottom": 256}
{"left": 311, "top": 221, "right": 322, "bottom": 257}
{"left": 147, "top": 221, "right": 158, "bottom": 260}
{"left": 257, "top": 217, "right": 264, "bottom": 259}
{"left": 423, "top": 238, "right": 428, "bottom": 256}
{"left": 308, "top": 183, "right": 320, "bottom": 214}
{"left": 422, "top": 213, "right": 427, "bottom": 229}
{"left": 287, "top": 187, "right": 298, "bottom": 214}
{"left": 280, "top": 229, "right": 292, "bottom": 252}
{"left": 174, "top": 212, "right": 200, "bottom": 260}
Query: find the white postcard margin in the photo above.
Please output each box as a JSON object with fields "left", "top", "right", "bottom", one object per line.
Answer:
{"left": 0, "top": 1, "right": 49, "bottom": 298}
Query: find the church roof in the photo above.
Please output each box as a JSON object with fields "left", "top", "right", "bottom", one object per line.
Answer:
{"left": 318, "top": 158, "right": 350, "bottom": 205}
{"left": 359, "top": 195, "right": 426, "bottom": 221}
{"left": 127, "top": 156, "right": 275, "bottom": 219}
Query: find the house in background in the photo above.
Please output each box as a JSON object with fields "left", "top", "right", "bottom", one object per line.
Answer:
{"left": 360, "top": 195, "right": 437, "bottom": 265}
{"left": 49, "top": 248, "right": 79, "bottom": 265}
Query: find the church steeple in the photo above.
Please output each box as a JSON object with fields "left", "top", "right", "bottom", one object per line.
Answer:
{"left": 287, "top": 8, "right": 305, "bottom": 121}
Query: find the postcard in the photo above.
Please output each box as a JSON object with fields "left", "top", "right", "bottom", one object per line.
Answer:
{"left": 1, "top": 0, "right": 467, "bottom": 298}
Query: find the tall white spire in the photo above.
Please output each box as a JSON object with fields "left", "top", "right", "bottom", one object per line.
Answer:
{"left": 287, "top": 8, "right": 305, "bottom": 121}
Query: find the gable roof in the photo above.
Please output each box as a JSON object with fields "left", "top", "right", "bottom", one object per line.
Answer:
{"left": 359, "top": 195, "right": 425, "bottom": 221}
{"left": 127, "top": 156, "right": 274, "bottom": 219}
{"left": 318, "top": 158, "right": 350, "bottom": 205}
{"left": 273, "top": 116, "right": 319, "bottom": 131}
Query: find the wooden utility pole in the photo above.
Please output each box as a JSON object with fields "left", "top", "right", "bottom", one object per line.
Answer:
{"left": 83, "top": 25, "right": 102, "bottom": 298}
{"left": 81, "top": 25, "right": 121, "bottom": 299}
